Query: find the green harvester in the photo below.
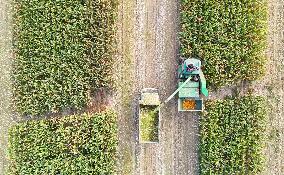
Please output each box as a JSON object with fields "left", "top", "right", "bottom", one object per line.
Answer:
{"left": 176, "top": 58, "right": 209, "bottom": 111}
{"left": 161, "top": 57, "right": 209, "bottom": 111}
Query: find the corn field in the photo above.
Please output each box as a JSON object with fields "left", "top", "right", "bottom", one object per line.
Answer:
{"left": 180, "top": 0, "right": 268, "bottom": 87}
{"left": 13, "top": 0, "right": 118, "bottom": 116}
{"left": 200, "top": 96, "right": 267, "bottom": 174}
{"left": 7, "top": 110, "right": 118, "bottom": 174}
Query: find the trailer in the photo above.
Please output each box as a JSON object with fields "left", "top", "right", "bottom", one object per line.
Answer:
{"left": 139, "top": 88, "right": 160, "bottom": 143}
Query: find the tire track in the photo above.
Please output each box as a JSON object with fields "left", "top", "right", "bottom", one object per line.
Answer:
{"left": 0, "top": 0, "right": 17, "bottom": 174}
{"left": 133, "top": 0, "right": 200, "bottom": 174}
{"left": 260, "top": 0, "right": 284, "bottom": 174}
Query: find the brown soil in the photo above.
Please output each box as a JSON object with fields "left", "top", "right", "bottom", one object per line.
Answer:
{"left": 114, "top": 0, "right": 136, "bottom": 174}
{"left": 259, "top": 0, "right": 284, "bottom": 174}
{"left": 133, "top": 0, "right": 180, "bottom": 173}
{"left": 0, "top": 0, "right": 16, "bottom": 174}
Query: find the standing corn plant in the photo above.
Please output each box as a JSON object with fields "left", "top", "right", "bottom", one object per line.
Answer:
{"left": 8, "top": 110, "right": 118, "bottom": 174}
{"left": 200, "top": 96, "right": 267, "bottom": 174}
{"left": 180, "top": 0, "right": 268, "bottom": 88}
{"left": 13, "top": 0, "right": 118, "bottom": 116}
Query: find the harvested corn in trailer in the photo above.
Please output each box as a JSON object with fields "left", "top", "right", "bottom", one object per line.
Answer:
{"left": 140, "top": 105, "right": 159, "bottom": 143}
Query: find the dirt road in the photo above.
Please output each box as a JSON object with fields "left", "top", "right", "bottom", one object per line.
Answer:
{"left": 116, "top": 0, "right": 200, "bottom": 174}
{"left": 134, "top": 0, "right": 177, "bottom": 174}
{"left": 260, "top": 0, "right": 284, "bottom": 174}
{"left": 0, "top": 0, "right": 16, "bottom": 174}
{"left": 133, "top": 0, "right": 201, "bottom": 174}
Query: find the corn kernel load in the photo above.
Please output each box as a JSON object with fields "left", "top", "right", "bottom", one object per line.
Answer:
{"left": 182, "top": 99, "right": 195, "bottom": 110}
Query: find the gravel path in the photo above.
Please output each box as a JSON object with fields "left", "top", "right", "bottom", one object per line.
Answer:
{"left": 0, "top": 0, "right": 16, "bottom": 174}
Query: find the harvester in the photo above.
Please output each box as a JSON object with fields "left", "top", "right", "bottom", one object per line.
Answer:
{"left": 176, "top": 58, "right": 209, "bottom": 111}
{"left": 138, "top": 58, "right": 209, "bottom": 143}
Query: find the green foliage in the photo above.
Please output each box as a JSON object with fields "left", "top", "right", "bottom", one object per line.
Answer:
{"left": 13, "top": 0, "right": 118, "bottom": 116}
{"left": 140, "top": 106, "right": 159, "bottom": 142}
{"left": 200, "top": 96, "right": 267, "bottom": 175}
{"left": 8, "top": 110, "right": 118, "bottom": 175}
{"left": 86, "top": 0, "right": 118, "bottom": 89}
{"left": 180, "top": 0, "right": 268, "bottom": 87}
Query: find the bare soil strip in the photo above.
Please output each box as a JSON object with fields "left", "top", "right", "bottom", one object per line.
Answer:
{"left": 0, "top": 0, "right": 16, "bottom": 174}
{"left": 133, "top": 0, "right": 200, "bottom": 174}
{"left": 134, "top": 0, "right": 170, "bottom": 173}
{"left": 174, "top": 113, "right": 199, "bottom": 175}
{"left": 115, "top": 0, "right": 137, "bottom": 174}
{"left": 116, "top": 0, "right": 203, "bottom": 174}
{"left": 260, "top": 1, "right": 284, "bottom": 174}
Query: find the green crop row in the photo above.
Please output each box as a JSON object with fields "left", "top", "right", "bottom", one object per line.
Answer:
{"left": 13, "top": 0, "right": 118, "bottom": 116}
{"left": 200, "top": 96, "right": 267, "bottom": 174}
{"left": 86, "top": 1, "right": 118, "bottom": 89}
{"left": 180, "top": 0, "right": 267, "bottom": 87}
{"left": 7, "top": 110, "right": 117, "bottom": 174}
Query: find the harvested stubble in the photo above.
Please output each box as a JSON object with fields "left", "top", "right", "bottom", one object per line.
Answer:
{"left": 180, "top": 0, "right": 268, "bottom": 87}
